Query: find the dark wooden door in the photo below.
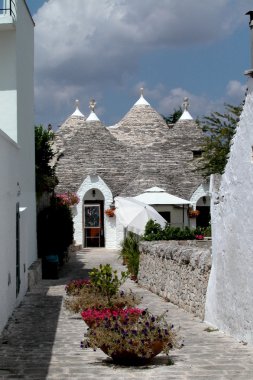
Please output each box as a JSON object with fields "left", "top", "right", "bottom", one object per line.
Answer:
{"left": 83, "top": 201, "right": 105, "bottom": 247}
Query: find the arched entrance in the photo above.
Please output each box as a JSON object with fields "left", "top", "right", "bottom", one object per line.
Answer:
{"left": 196, "top": 196, "right": 210, "bottom": 227}
{"left": 83, "top": 188, "right": 105, "bottom": 247}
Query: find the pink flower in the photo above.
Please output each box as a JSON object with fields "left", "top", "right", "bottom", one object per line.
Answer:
{"left": 55, "top": 192, "right": 80, "bottom": 206}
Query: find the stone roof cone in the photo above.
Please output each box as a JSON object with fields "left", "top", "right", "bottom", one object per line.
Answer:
{"left": 54, "top": 99, "right": 86, "bottom": 156}
{"left": 170, "top": 97, "right": 203, "bottom": 149}
{"left": 109, "top": 87, "right": 169, "bottom": 146}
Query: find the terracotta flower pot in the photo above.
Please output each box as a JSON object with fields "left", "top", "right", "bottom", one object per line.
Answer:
{"left": 100, "top": 340, "right": 164, "bottom": 364}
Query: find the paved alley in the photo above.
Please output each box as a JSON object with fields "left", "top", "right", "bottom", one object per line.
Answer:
{"left": 0, "top": 249, "right": 253, "bottom": 380}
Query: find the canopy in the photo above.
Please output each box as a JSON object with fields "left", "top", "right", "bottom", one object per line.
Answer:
{"left": 134, "top": 187, "right": 190, "bottom": 205}
{"left": 115, "top": 196, "right": 166, "bottom": 235}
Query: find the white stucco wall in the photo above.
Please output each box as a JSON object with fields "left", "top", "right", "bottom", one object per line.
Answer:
{"left": 0, "top": 1, "right": 37, "bottom": 333}
{"left": 16, "top": 0, "right": 37, "bottom": 268}
{"left": 0, "top": 131, "right": 30, "bottom": 332}
{"left": 74, "top": 175, "right": 117, "bottom": 248}
{"left": 205, "top": 77, "right": 253, "bottom": 344}
{"left": 153, "top": 204, "right": 188, "bottom": 227}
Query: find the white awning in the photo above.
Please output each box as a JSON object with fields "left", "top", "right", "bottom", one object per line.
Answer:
{"left": 134, "top": 187, "right": 190, "bottom": 205}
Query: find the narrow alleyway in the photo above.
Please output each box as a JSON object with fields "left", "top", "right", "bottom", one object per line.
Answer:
{"left": 0, "top": 249, "right": 253, "bottom": 380}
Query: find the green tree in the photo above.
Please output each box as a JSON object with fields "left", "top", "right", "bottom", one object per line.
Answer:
{"left": 199, "top": 103, "right": 243, "bottom": 177}
{"left": 35, "top": 125, "right": 58, "bottom": 197}
{"left": 162, "top": 107, "right": 182, "bottom": 124}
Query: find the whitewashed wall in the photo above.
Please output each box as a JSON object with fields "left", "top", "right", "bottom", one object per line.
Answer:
{"left": 16, "top": 0, "right": 37, "bottom": 268}
{"left": 153, "top": 204, "right": 188, "bottom": 227}
{"left": 205, "top": 77, "right": 253, "bottom": 344}
{"left": 0, "top": 1, "right": 37, "bottom": 333}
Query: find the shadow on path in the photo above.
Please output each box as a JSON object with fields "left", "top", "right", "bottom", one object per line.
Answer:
{"left": 0, "top": 252, "right": 90, "bottom": 379}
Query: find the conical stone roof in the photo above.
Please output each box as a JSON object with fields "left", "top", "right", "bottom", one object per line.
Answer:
{"left": 54, "top": 101, "right": 86, "bottom": 156}
{"left": 109, "top": 94, "right": 169, "bottom": 146}
{"left": 55, "top": 96, "right": 206, "bottom": 201}
{"left": 55, "top": 119, "right": 139, "bottom": 196}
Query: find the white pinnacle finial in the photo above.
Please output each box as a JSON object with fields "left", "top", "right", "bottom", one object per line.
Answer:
{"left": 182, "top": 97, "right": 189, "bottom": 111}
{"left": 71, "top": 99, "right": 84, "bottom": 117}
{"left": 89, "top": 99, "right": 96, "bottom": 112}
{"left": 178, "top": 97, "right": 193, "bottom": 121}
{"left": 134, "top": 87, "right": 150, "bottom": 106}
{"left": 86, "top": 98, "right": 100, "bottom": 122}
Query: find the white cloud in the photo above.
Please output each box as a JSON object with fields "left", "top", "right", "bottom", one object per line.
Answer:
{"left": 226, "top": 80, "right": 247, "bottom": 99}
{"left": 33, "top": 0, "right": 252, "bottom": 125}
{"left": 157, "top": 79, "right": 247, "bottom": 119}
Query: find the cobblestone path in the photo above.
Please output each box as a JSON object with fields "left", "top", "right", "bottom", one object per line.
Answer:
{"left": 0, "top": 248, "right": 253, "bottom": 380}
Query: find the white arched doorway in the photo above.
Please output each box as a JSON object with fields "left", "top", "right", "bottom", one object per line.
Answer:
{"left": 73, "top": 174, "right": 117, "bottom": 248}
{"left": 189, "top": 182, "right": 211, "bottom": 228}
{"left": 83, "top": 188, "right": 105, "bottom": 247}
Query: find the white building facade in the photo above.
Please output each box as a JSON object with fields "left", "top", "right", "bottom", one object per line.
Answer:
{"left": 205, "top": 75, "right": 253, "bottom": 344}
{"left": 0, "top": 0, "right": 37, "bottom": 333}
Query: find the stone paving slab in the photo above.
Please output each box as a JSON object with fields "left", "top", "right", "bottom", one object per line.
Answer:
{"left": 0, "top": 248, "right": 253, "bottom": 379}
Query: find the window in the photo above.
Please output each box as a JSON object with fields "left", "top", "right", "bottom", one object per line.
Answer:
{"left": 159, "top": 211, "right": 171, "bottom": 223}
{"left": 192, "top": 150, "right": 202, "bottom": 158}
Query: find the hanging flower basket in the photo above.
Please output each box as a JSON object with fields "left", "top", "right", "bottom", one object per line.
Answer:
{"left": 105, "top": 208, "right": 115, "bottom": 217}
{"left": 188, "top": 209, "right": 200, "bottom": 218}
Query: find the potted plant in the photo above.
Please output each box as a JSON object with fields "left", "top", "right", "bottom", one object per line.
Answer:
{"left": 81, "top": 310, "right": 180, "bottom": 364}
{"left": 105, "top": 208, "right": 115, "bottom": 217}
{"left": 188, "top": 209, "right": 200, "bottom": 218}
{"left": 65, "top": 279, "right": 91, "bottom": 296}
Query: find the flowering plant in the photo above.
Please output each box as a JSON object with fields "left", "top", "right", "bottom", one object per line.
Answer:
{"left": 81, "top": 307, "right": 143, "bottom": 327}
{"left": 188, "top": 209, "right": 200, "bottom": 218}
{"left": 55, "top": 192, "right": 80, "bottom": 207}
{"left": 195, "top": 234, "right": 204, "bottom": 240}
{"left": 81, "top": 310, "right": 180, "bottom": 364}
{"left": 65, "top": 288, "right": 141, "bottom": 314}
{"left": 65, "top": 279, "right": 91, "bottom": 296}
{"left": 105, "top": 208, "right": 115, "bottom": 217}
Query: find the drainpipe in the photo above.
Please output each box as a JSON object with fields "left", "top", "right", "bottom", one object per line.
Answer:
{"left": 245, "top": 11, "right": 253, "bottom": 77}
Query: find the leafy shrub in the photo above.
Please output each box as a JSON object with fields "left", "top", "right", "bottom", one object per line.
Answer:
{"left": 144, "top": 220, "right": 195, "bottom": 241}
{"left": 89, "top": 264, "right": 129, "bottom": 306}
{"left": 37, "top": 197, "right": 74, "bottom": 263}
{"left": 143, "top": 220, "right": 164, "bottom": 241}
{"left": 120, "top": 232, "right": 140, "bottom": 277}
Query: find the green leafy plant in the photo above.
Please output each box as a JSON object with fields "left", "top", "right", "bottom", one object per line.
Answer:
{"left": 162, "top": 107, "right": 183, "bottom": 124}
{"left": 143, "top": 221, "right": 196, "bottom": 241}
{"left": 143, "top": 220, "right": 164, "bottom": 241}
{"left": 198, "top": 103, "right": 242, "bottom": 177}
{"left": 120, "top": 232, "right": 140, "bottom": 278}
{"left": 37, "top": 197, "right": 74, "bottom": 263}
{"left": 35, "top": 125, "right": 58, "bottom": 197}
{"left": 89, "top": 264, "right": 129, "bottom": 306}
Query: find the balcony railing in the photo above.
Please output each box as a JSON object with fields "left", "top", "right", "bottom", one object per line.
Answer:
{"left": 0, "top": 0, "right": 16, "bottom": 20}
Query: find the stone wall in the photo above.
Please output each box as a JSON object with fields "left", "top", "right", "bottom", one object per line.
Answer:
{"left": 138, "top": 241, "right": 211, "bottom": 319}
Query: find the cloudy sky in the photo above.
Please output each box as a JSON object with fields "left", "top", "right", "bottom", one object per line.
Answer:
{"left": 26, "top": 0, "right": 252, "bottom": 128}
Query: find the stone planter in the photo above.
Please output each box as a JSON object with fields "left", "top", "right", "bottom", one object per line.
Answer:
{"left": 100, "top": 340, "right": 165, "bottom": 364}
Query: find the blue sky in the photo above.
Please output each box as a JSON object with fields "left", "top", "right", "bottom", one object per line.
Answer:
{"left": 26, "top": 0, "right": 252, "bottom": 127}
